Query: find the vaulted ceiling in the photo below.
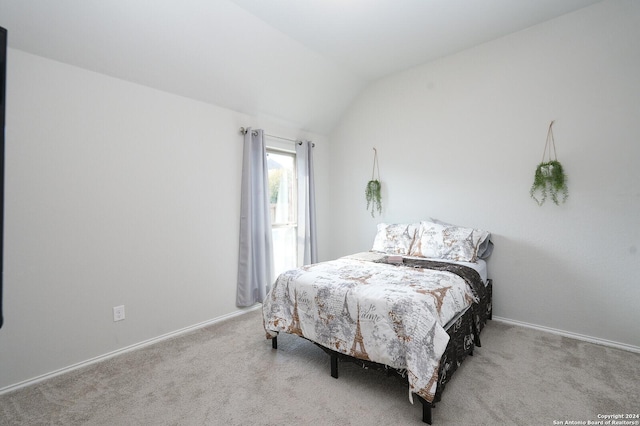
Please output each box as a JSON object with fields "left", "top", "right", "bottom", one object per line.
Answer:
{"left": 0, "top": 0, "right": 601, "bottom": 134}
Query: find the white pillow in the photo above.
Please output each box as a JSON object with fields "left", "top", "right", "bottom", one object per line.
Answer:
{"left": 430, "top": 218, "right": 493, "bottom": 259}
{"left": 371, "top": 223, "right": 418, "bottom": 255}
{"left": 410, "top": 220, "right": 490, "bottom": 262}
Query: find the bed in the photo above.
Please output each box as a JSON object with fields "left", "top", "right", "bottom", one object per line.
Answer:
{"left": 262, "top": 220, "right": 493, "bottom": 424}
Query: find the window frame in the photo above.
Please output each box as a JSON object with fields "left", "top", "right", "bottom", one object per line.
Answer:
{"left": 266, "top": 146, "right": 298, "bottom": 274}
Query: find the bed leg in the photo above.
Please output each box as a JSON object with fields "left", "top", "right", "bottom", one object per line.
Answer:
{"left": 423, "top": 404, "right": 432, "bottom": 425}
{"left": 417, "top": 397, "right": 433, "bottom": 424}
{"left": 272, "top": 336, "right": 277, "bottom": 350}
{"left": 330, "top": 353, "right": 338, "bottom": 378}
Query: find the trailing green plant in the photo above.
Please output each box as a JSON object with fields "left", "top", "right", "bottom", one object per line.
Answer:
{"left": 366, "top": 179, "right": 382, "bottom": 217}
{"left": 531, "top": 121, "right": 568, "bottom": 206}
{"left": 366, "top": 148, "right": 382, "bottom": 217}
{"left": 530, "top": 160, "right": 568, "bottom": 206}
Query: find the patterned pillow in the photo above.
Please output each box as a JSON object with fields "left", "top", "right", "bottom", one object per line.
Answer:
{"left": 430, "top": 218, "right": 493, "bottom": 259}
{"left": 371, "top": 223, "right": 418, "bottom": 255}
{"left": 410, "top": 221, "right": 490, "bottom": 262}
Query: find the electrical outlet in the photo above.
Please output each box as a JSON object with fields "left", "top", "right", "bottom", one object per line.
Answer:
{"left": 113, "top": 305, "right": 125, "bottom": 322}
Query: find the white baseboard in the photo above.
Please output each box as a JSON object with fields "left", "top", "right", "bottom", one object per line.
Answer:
{"left": 492, "top": 316, "right": 640, "bottom": 354}
{"left": 0, "top": 305, "right": 262, "bottom": 395}
{"left": 4, "top": 309, "right": 637, "bottom": 395}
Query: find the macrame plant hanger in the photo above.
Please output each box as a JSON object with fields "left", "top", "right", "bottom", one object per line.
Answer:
{"left": 541, "top": 120, "right": 558, "bottom": 170}
{"left": 371, "top": 148, "right": 380, "bottom": 182}
{"left": 366, "top": 148, "right": 382, "bottom": 217}
{"left": 530, "top": 120, "right": 569, "bottom": 206}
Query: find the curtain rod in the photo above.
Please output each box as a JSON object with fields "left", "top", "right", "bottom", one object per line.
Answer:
{"left": 239, "top": 127, "right": 314, "bottom": 147}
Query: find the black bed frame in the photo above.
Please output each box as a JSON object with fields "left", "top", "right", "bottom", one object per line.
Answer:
{"left": 269, "top": 279, "right": 492, "bottom": 424}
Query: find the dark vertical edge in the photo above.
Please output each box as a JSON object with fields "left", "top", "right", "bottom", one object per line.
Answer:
{"left": 0, "top": 26, "right": 6, "bottom": 329}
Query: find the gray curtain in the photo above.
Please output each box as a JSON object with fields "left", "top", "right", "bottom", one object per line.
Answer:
{"left": 296, "top": 140, "right": 318, "bottom": 265}
{"left": 236, "top": 128, "right": 274, "bottom": 307}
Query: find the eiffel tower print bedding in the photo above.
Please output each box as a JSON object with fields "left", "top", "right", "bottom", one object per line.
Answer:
{"left": 262, "top": 252, "right": 485, "bottom": 403}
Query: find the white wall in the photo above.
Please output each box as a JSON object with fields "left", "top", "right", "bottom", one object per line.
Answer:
{"left": 328, "top": 0, "right": 640, "bottom": 349}
{"left": 0, "top": 49, "right": 330, "bottom": 390}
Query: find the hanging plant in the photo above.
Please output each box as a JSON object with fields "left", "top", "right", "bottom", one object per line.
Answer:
{"left": 366, "top": 179, "right": 382, "bottom": 217}
{"left": 530, "top": 121, "right": 568, "bottom": 206}
{"left": 366, "top": 148, "right": 382, "bottom": 217}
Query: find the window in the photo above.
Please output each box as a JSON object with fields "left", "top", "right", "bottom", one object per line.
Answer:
{"left": 267, "top": 149, "right": 297, "bottom": 277}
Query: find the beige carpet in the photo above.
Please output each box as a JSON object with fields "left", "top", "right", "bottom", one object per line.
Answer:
{"left": 1, "top": 309, "right": 638, "bottom": 425}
